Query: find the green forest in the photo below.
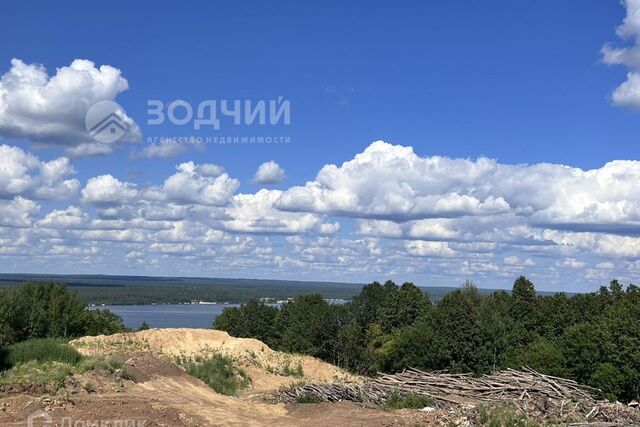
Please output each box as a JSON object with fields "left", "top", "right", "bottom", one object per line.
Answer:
{"left": 214, "top": 277, "right": 640, "bottom": 403}
{"left": 0, "top": 282, "right": 126, "bottom": 351}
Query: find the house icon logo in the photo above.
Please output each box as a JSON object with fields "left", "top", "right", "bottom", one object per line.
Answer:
{"left": 85, "top": 100, "right": 129, "bottom": 143}
{"left": 27, "top": 409, "right": 53, "bottom": 427}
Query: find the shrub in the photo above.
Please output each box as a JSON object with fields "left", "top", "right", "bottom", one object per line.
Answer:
{"left": 590, "top": 363, "right": 626, "bottom": 401}
{"left": 295, "top": 392, "right": 323, "bottom": 403}
{"left": 83, "top": 309, "right": 127, "bottom": 336}
{"left": 184, "top": 353, "right": 250, "bottom": 396}
{"left": 478, "top": 403, "right": 539, "bottom": 427}
{"left": 383, "top": 391, "right": 434, "bottom": 410}
{"left": 213, "top": 301, "right": 279, "bottom": 348}
{"left": 137, "top": 321, "right": 150, "bottom": 331}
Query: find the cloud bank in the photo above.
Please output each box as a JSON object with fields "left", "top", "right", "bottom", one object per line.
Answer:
{"left": 1, "top": 140, "right": 640, "bottom": 291}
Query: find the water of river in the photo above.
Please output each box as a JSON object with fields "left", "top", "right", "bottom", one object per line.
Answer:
{"left": 89, "top": 304, "right": 241, "bottom": 329}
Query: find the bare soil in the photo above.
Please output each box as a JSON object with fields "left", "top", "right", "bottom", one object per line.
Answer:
{"left": 0, "top": 329, "right": 435, "bottom": 426}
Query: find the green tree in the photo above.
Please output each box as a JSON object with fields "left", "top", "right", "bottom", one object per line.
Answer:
{"left": 506, "top": 336, "right": 567, "bottom": 377}
{"left": 202, "top": 276, "right": 640, "bottom": 403}
{"left": 434, "top": 282, "right": 482, "bottom": 372}
{"left": 0, "top": 283, "right": 125, "bottom": 344}
{"left": 83, "top": 309, "right": 127, "bottom": 336}
{"left": 537, "top": 293, "right": 575, "bottom": 339}
{"left": 510, "top": 276, "right": 538, "bottom": 331}
{"left": 378, "top": 314, "right": 445, "bottom": 372}
{"left": 590, "top": 363, "right": 625, "bottom": 401}
{"left": 8, "top": 283, "right": 88, "bottom": 340}
{"left": 561, "top": 322, "right": 607, "bottom": 384}
{"left": 334, "top": 322, "right": 370, "bottom": 373}
{"left": 350, "top": 282, "right": 386, "bottom": 327}
{"left": 213, "top": 300, "right": 279, "bottom": 347}
{"left": 0, "top": 288, "right": 17, "bottom": 347}
{"left": 212, "top": 307, "right": 243, "bottom": 333}
{"left": 377, "top": 282, "right": 430, "bottom": 333}
{"left": 276, "top": 294, "right": 333, "bottom": 356}
{"left": 477, "top": 291, "right": 516, "bottom": 372}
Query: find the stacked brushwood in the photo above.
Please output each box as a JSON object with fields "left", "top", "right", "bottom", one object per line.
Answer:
{"left": 279, "top": 366, "right": 600, "bottom": 406}
{"left": 364, "top": 366, "right": 600, "bottom": 405}
{"left": 278, "top": 367, "right": 640, "bottom": 424}
{"left": 278, "top": 383, "right": 362, "bottom": 403}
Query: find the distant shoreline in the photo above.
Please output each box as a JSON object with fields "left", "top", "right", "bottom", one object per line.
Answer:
{"left": 1, "top": 273, "right": 578, "bottom": 306}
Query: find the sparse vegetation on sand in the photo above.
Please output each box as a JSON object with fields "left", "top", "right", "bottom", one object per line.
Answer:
{"left": 182, "top": 353, "right": 250, "bottom": 396}
{"left": 266, "top": 360, "right": 304, "bottom": 378}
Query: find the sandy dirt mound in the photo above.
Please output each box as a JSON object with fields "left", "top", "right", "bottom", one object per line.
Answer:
{"left": 0, "top": 350, "right": 427, "bottom": 427}
{"left": 71, "top": 328, "right": 357, "bottom": 391}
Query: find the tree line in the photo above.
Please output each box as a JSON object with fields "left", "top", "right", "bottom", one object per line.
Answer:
{"left": 0, "top": 282, "right": 126, "bottom": 348}
{"left": 213, "top": 277, "right": 640, "bottom": 402}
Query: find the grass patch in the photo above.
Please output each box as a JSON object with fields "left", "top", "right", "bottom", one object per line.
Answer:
{"left": 295, "top": 391, "right": 323, "bottom": 404}
{"left": 2, "top": 339, "right": 82, "bottom": 369}
{"left": 383, "top": 391, "right": 434, "bottom": 410}
{"left": 0, "top": 338, "right": 131, "bottom": 389}
{"left": 0, "top": 356, "right": 131, "bottom": 389}
{"left": 183, "top": 353, "right": 250, "bottom": 396}
{"left": 478, "top": 403, "right": 539, "bottom": 427}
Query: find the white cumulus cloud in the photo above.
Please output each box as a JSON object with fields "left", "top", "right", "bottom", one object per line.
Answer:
{"left": 155, "top": 162, "right": 239, "bottom": 206}
{"left": 253, "top": 161, "right": 285, "bottom": 185}
{"left": 601, "top": 0, "right": 640, "bottom": 108}
{"left": 0, "top": 58, "right": 141, "bottom": 155}
{"left": 220, "top": 189, "right": 339, "bottom": 235}
{"left": 0, "top": 144, "right": 79, "bottom": 200}
{"left": 0, "top": 197, "right": 39, "bottom": 227}
{"left": 276, "top": 141, "right": 640, "bottom": 233}
{"left": 82, "top": 175, "right": 138, "bottom": 206}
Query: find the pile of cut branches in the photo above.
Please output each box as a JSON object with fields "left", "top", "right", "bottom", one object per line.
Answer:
{"left": 278, "top": 367, "right": 640, "bottom": 425}
{"left": 365, "top": 367, "right": 599, "bottom": 405}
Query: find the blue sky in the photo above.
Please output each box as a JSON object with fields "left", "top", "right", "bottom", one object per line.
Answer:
{"left": 0, "top": 1, "right": 639, "bottom": 291}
